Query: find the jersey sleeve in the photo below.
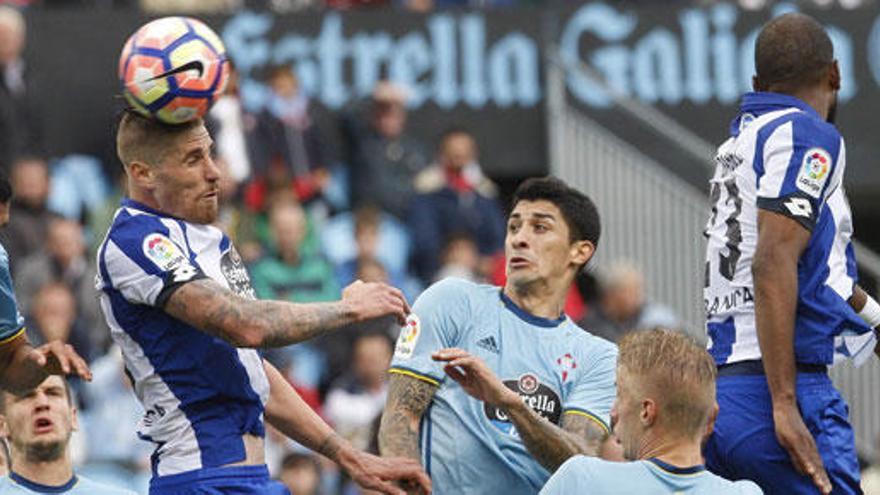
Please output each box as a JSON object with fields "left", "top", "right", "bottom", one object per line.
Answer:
{"left": 0, "top": 245, "right": 24, "bottom": 343}
{"left": 388, "top": 278, "right": 471, "bottom": 386}
{"left": 539, "top": 455, "right": 592, "bottom": 494}
{"left": 99, "top": 215, "right": 207, "bottom": 308}
{"left": 563, "top": 342, "right": 617, "bottom": 435}
{"left": 755, "top": 116, "right": 843, "bottom": 231}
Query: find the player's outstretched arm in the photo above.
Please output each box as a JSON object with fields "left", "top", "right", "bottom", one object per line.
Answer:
{"left": 0, "top": 332, "right": 92, "bottom": 394}
{"left": 378, "top": 373, "right": 438, "bottom": 461}
{"left": 263, "top": 361, "right": 431, "bottom": 495}
{"left": 163, "top": 279, "right": 409, "bottom": 348}
{"left": 753, "top": 209, "right": 831, "bottom": 495}
{"left": 432, "top": 348, "right": 602, "bottom": 471}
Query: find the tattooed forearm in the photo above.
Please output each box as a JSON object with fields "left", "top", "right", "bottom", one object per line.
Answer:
{"left": 378, "top": 374, "right": 438, "bottom": 460}
{"left": 504, "top": 403, "right": 607, "bottom": 471}
{"left": 164, "top": 279, "right": 355, "bottom": 348}
{"left": 317, "top": 431, "right": 344, "bottom": 461}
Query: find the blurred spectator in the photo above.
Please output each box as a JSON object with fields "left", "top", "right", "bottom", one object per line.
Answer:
{"left": 278, "top": 452, "right": 323, "bottom": 495}
{"left": 250, "top": 198, "right": 340, "bottom": 303}
{"left": 15, "top": 217, "right": 109, "bottom": 356}
{"left": 139, "top": 0, "right": 241, "bottom": 14}
{"left": 209, "top": 62, "right": 256, "bottom": 186}
{"left": 333, "top": 206, "right": 420, "bottom": 301}
{"left": 578, "top": 260, "right": 679, "bottom": 343}
{"left": 0, "top": 6, "right": 40, "bottom": 172}
{"left": 325, "top": 332, "right": 393, "bottom": 451}
{"left": 24, "top": 282, "right": 95, "bottom": 363}
{"left": 341, "top": 81, "right": 428, "bottom": 220}
{"left": 322, "top": 206, "right": 412, "bottom": 286}
{"left": 433, "top": 232, "right": 483, "bottom": 283}
{"left": 861, "top": 434, "right": 880, "bottom": 494}
{"left": 1, "top": 155, "right": 52, "bottom": 265}
{"left": 245, "top": 66, "right": 329, "bottom": 211}
{"left": 409, "top": 128, "right": 505, "bottom": 282}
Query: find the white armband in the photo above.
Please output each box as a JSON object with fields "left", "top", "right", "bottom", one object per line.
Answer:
{"left": 858, "top": 294, "right": 880, "bottom": 329}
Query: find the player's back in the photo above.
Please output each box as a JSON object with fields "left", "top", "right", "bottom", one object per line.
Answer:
{"left": 703, "top": 92, "right": 869, "bottom": 366}
{"left": 0, "top": 474, "right": 138, "bottom": 494}
{"left": 540, "top": 456, "right": 763, "bottom": 494}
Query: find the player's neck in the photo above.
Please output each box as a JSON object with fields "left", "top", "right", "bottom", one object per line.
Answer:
{"left": 639, "top": 432, "right": 704, "bottom": 469}
{"left": 503, "top": 284, "right": 566, "bottom": 321}
{"left": 128, "top": 188, "right": 162, "bottom": 213}
{"left": 9, "top": 450, "right": 74, "bottom": 487}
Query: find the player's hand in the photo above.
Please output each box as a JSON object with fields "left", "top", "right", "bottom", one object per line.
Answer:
{"left": 432, "top": 348, "right": 518, "bottom": 408}
{"left": 772, "top": 403, "right": 831, "bottom": 495}
{"left": 26, "top": 340, "right": 92, "bottom": 381}
{"left": 337, "top": 448, "right": 431, "bottom": 495}
{"left": 342, "top": 280, "right": 410, "bottom": 325}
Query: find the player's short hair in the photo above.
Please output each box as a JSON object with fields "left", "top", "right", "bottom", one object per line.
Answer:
{"left": 0, "top": 375, "right": 73, "bottom": 413}
{"left": 754, "top": 13, "right": 834, "bottom": 92}
{"left": 0, "top": 172, "right": 12, "bottom": 204}
{"left": 280, "top": 452, "right": 320, "bottom": 474}
{"left": 116, "top": 110, "right": 203, "bottom": 168}
{"left": 618, "top": 328, "right": 716, "bottom": 439}
{"left": 511, "top": 176, "right": 600, "bottom": 247}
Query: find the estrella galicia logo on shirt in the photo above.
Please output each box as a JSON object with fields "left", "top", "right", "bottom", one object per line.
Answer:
{"left": 220, "top": 247, "right": 256, "bottom": 300}
{"left": 484, "top": 373, "right": 561, "bottom": 436}
{"left": 796, "top": 148, "right": 831, "bottom": 198}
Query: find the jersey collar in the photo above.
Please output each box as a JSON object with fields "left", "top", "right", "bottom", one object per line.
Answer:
{"left": 9, "top": 472, "right": 78, "bottom": 493}
{"left": 121, "top": 198, "right": 180, "bottom": 220}
{"left": 499, "top": 290, "right": 566, "bottom": 328}
{"left": 647, "top": 457, "right": 706, "bottom": 476}
{"left": 730, "top": 91, "right": 822, "bottom": 136}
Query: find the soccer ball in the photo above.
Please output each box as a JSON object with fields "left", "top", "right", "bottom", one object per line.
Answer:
{"left": 119, "top": 17, "right": 228, "bottom": 125}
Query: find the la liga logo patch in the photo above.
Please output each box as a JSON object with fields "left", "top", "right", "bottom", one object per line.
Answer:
{"left": 394, "top": 314, "right": 421, "bottom": 360}
{"left": 796, "top": 147, "right": 831, "bottom": 198}
{"left": 143, "top": 234, "right": 187, "bottom": 271}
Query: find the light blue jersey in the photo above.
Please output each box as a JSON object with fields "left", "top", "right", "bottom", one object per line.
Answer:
{"left": 390, "top": 278, "right": 617, "bottom": 495}
{"left": 541, "top": 456, "right": 763, "bottom": 494}
{"left": 0, "top": 473, "right": 136, "bottom": 494}
{"left": 0, "top": 242, "right": 24, "bottom": 344}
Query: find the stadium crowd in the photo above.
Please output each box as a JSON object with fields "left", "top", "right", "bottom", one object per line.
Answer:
{"left": 0, "top": 5, "right": 686, "bottom": 493}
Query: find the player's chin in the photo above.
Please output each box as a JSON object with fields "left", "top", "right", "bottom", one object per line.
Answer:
{"left": 193, "top": 202, "right": 219, "bottom": 224}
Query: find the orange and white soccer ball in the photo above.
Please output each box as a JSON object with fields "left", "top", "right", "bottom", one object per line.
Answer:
{"left": 119, "top": 17, "right": 229, "bottom": 125}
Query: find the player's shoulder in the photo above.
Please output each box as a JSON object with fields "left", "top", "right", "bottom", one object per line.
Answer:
{"left": 105, "top": 204, "right": 174, "bottom": 247}
{"left": 772, "top": 109, "right": 841, "bottom": 145}
{"left": 566, "top": 319, "right": 618, "bottom": 357}
{"left": 73, "top": 475, "right": 138, "bottom": 494}
{"left": 703, "top": 471, "right": 764, "bottom": 494}
{"left": 418, "top": 277, "right": 492, "bottom": 305}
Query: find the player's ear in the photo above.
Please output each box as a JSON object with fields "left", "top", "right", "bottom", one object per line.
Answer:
{"left": 752, "top": 75, "right": 763, "bottom": 92}
{"left": 703, "top": 401, "right": 719, "bottom": 444}
{"left": 570, "top": 240, "right": 594, "bottom": 267}
{"left": 128, "top": 161, "right": 157, "bottom": 189}
{"left": 640, "top": 398, "right": 657, "bottom": 427}
{"left": 0, "top": 414, "right": 8, "bottom": 438}
{"left": 71, "top": 405, "right": 79, "bottom": 432}
{"left": 828, "top": 60, "right": 841, "bottom": 92}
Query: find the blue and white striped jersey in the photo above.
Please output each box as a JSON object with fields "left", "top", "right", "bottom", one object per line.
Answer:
{"left": 95, "top": 198, "right": 269, "bottom": 478}
{"left": 704, "top": 92, "right": 872, "bottom": 366}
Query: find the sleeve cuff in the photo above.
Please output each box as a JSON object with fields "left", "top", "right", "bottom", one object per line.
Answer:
{"left": 0, "top": 326, "right": 26, "bottom": 346}
{"left": 563, "top": 407, "right": 611, "bottom": 435}
{"left": 388, "top": 366, "right": 443, "bottom": 387}
{"left": 756, "top": 195, "right": 816, "bottom": 232}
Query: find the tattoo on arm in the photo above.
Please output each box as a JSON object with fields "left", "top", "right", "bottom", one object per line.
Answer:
{"left": 164, "top": 279, "right": 354, "bottom": 348}
{"left": 378, "top": 374, "right": 438, "bottom": 460}
{"left": 318, "top": 431, "right": 344, "bottom": 461}
{"left": 506, "top": 405, "right": 607, "bottom": 472}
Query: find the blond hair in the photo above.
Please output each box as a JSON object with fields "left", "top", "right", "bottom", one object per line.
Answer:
{"left": 618, "top": 328, "right": 716, "bottom": 438}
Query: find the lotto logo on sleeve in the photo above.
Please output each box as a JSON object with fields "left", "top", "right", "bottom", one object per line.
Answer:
{"left": 143, "top": 234, "right": 188, "bottom": 271}
{"left": 394, "top": 314, "right": 421, "bottom": 360}
{"left": 796, "top": 148, "right": 831, "bottom": 198}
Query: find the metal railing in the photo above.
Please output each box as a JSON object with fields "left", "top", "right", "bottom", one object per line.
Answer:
{"left": 546, "top": 49, "right": 880, "bottom": 457}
